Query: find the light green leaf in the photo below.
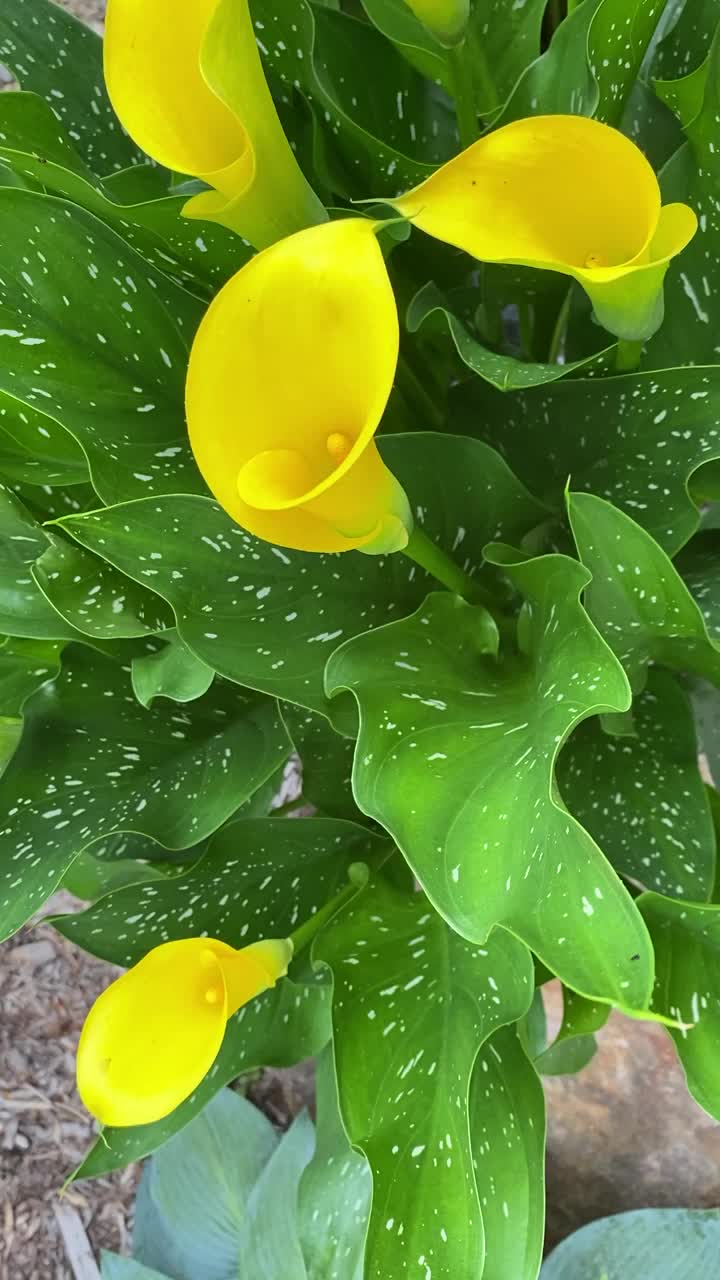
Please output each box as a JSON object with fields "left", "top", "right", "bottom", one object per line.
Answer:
{"left": 0, "top": 648, "right": 289, "bottom": 939}
{"left": 57, "top": 433, "right": 546, "bottom": 717}
{"left": 589, "top": 0, "right": 668, "bottom": 125}
{"left": 315, "top": 878, "right": 534, "bottom": 1280}
{"left": 568, "top": 491, "right": 720, "bottom": 691}
{"left": 0, "top": 189, "right": 204, "bottom": 505}
{"left": 534, "top": 986, "right": 609, "bottom": 1076}
{"left": 326, "top": 556, "right": 654, "bottom": 1008}
{"left": 639, "top": 891, "right": 720, "bottom": 1121}
{"left": 53, "top": 817, "right": 386, "bottom": 967}
{"left": 456, "top": 367, "right": 720, "bottom": 556}
{"left": 101, "top": 1256, "right": 172, "bottom": 1280}
{"left": 235, "top": 1112, "right": 314, "bottom": 1280}
{"left": 62, "top": 848, "right": 167, "bottom": 901}
{"left": 542, "top": 1207, "right": 720, "bottom": 1279}
{"left": 74, "top": 977, "right": 330, "bottom": 1179}
{"left": 0, "top": 484, "right": 84, "bottom": 640}
{"left": 131, "top": 634, "right": 214, "bottom": 708}
{"left": 33, "top": 530, "right": 174, "bottom": 641}
{"left": 0, "top": 0, "right": 143, "bottom": 173}
{"left": 407, "top": 282, "right": 613, "bottom": 391}
{"left": 558, "top": 668, "right": 716, "bottom": 900}
{"left": 470, "top": 1028, "right": 546, "bottom": 1280}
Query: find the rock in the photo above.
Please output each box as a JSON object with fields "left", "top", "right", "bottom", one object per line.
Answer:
{"left": 9, "top": 941, "right": 56, "bottom": 971}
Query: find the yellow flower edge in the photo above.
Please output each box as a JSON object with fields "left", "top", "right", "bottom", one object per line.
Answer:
{"left": 394, "top": 114, "right": 697, "bottom": 342}
{"left": 104, "top": 0, "right": 325, "bottom": 247}
{"left": 186, "top": 217, "right": 413, "bottom": 556}
{"left": 77, "top": 937, "right": 292, "bottom": 1127}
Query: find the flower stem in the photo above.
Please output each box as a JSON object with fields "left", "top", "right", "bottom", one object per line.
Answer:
{"left": 289, "top": 862, "right": 370, "bottom": 956}
{"left": 403, "top": 525, "right": 496, "bottom": 608}
{"left": 615, "top": 339, "right": 644, "bottom": 373}
{"left": 448, "top": 43, "right": 480, "bottom": 150}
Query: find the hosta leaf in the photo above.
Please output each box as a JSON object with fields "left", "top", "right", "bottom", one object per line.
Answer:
{"left": 76, "top": 978, "right": 331, "bottom": 1179}
{"left": 280, "top": 703, "right": 359, "bottom": 819}
{"left": 315, "top": 878, "right": 534, "bottom": 1280}
{"left": 54, "top": 816, "right": 385, "bottom": 966}
{"left": 101, "top": 1258, "right": 171, "bottom": 1280}
{"left": 0, "top": 93, "right": 250, "bottom": 297}
{"left": 470, "top": 1028, "right": 546, "bottom": 1280}
{"left": 325, "top": 556, "right": 655, "bottom": 1008}
{"left": 460, "top": 367, "right": 720, "bottom": 555}
{"left": 131, "top": 635, "right": 214, "bottom": 708}
{"left": 568, "top": 491, "right": 720, "bottom": 691}
{"left": 558, "top": 668, "right": 716, "bottom": 900}
{"left": 254, "top": 0, "right": 455, "bottom": 196}
{"left": 541, "top": 1207, "right": 720, "bottom": 1279}
{"left": 0, "top": 647, "right": 289, "bottom": 939}
{"left": 0, "top": 483, "right": 84, "bottom": 640}
{"left": 0, "top": 0, "right": 143, "bottom": 174}
{"left": 0, "top": 189, "right": 204, "bottom": 505}
{"left": 33, "top": 531, "right": 174, "bottom": 641}
{"left": 639, "top": 892, "right": 720, "bottom": 1121}
{"left": 57, "top": 434, "right": 546, "bottom": 718}
{"left": 407, "top": 282, "right": 613, "bottom": 391}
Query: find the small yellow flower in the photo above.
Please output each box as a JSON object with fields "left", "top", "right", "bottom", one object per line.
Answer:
{"left": 104, "top": 0, "right": 326, "bottom": 248}
{"left": 77, "top": 936, "right": 292, "bottom": 1127}
{"left": 403, "top": 0, "right": 469, "bottom": 46}
{"left": 393, "top": 114, "right": 697, "bottom": 342}
{"left": 186, "top": 217, "right": 413, "bottom": 556}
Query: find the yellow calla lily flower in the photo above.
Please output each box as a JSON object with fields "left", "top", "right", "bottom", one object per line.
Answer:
{"left": 393, "top": 114, "right": 698, "bottom": 342}
{"left": 104, "top": 0, "right": 326, "bottom": 248}
{"left": 186, "top": 217, "right": 413, "bottom": 556}
{"left": 404, "top": 0, "right": 469, "bottom": 46}
{"left": 77, "top": 936, "right": 292, "bottom": 1127}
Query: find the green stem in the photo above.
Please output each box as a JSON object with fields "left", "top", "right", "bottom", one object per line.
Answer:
{"left": 403, "top": 525, "right": 496, "bottom": 608}
{"left": 448, "top": 42, "right": 480, "bottom": 149}
{"left": 396, "top": 354, "right": 444, "bottom": 429}
{"left": 548, "top": 287, "right": 572, "bottom": 365}
{"left": 289, "top": 861, "right": 370, "bottom": 956}
{"left": 615, "top": 338, "right": 644, "bottom": 372}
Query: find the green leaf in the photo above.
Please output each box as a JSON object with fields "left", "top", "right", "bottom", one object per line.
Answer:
{"left": 0, "top": 648, "right": 289, "bottom": 939}
{"left": 53, "top": 816, "right": 386, "bottom": 967}
{"left": 0, "top": 0, "right": 143, "bottom": 174}
{"left": 639, "top": 891, "right": 720, "bottom": 1121}
{"left": 470, "top": 1028, "right": 546, "bottom": 1280}
{"left": 676, "top": 529, "right": 720, "bottom": 641}
{"left": 589, "top": 0, "right": 668, "bottom": 125}
{"left": 360, "top": 0, "right": 448, "bottom": 88}
{"left": 74, "top": 977, "right": 330, "bottom": 1179}
{"left": 407, "top": 283, "right": 613, "bottom": 391}
{"left": 297, "top": 1048, "right": 370, "bottom": 1280}
{"left": 0, "top": 484, "right": 84, "bottom": 640}
{"left": 690, "top": 679, "right": 720, "bottom": 787}
{"left": 0, "top": 387, "right": 88, "bottom": 486}
{"left": 33, "top": 530, "right": 174, "bottom": 641}
{"left": 254, "top": 0, "right": 456, "bottom": 196}
{"left": 534, "top": 986, "right": 609, "bottom": 1076}
{"left": 455, "top": 367, "right": 720, "bottom": 556}
{"left": 234, "top": 1112, "right": 314, "bottom": 1280}
{"left": 315, "top": 878, "right": 534, "bottom": 1280}
{"left": 62, "top": 848, "right": 167, "bottom": 901}
{"left": 0, "top": 189, "right": 204, "bottom": 505}
{"left": 326, "top": 557, "right": 654, "bottom": 1008}
{"left": 280, "top": 702, "right": 359, "bottom": 819}
{"left": 496, "top": 0, "right": 602, "bottom": 125}
{"left": 57, "top": 433, "right": 546, "bottom": 718}
{"left": 131, "top": 635, "right": 214, "bottom": 708}
{"left": 568, "top": 491, "right": 720, "bottom": 691}
{"left": 0, "top": 93, "right": 251, "bottom": 298}
{"left": 0, "top": 636, "right": 62, "bottom": 716}
{"left": 541, "top": 1208, "right": 720, "bottom": 1279}
{"left": 558, "top": 668, "right": 716, "bottom": 900}
{"left": 101, "top": 1256, "right": 172, "bottom": 1280}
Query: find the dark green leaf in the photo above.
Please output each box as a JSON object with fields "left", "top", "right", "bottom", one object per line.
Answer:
{"left": 0, "top": 484, "right": 84, "bottom": 640}
{"left": 131, "top": 635, "right": 214, "bottom": 708}
{"left": 0, "top": 635, "right": 61, "bottom": 716}
{"left": 280, "top": 702, "right": 359, "bottom": 819}
{"left": 0, "top": 387, "right": 88, "bottom": 486}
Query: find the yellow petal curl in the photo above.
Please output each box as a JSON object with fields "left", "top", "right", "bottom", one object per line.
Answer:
{"left": 77, "top": 936, "right": 292, "bottom": 1127}
{"left": 186, "top": 218, "right": 412, "bottom": 556}
{"left": 394, "top": 114, "right": 697, "bottom": 342}
{"left": 104, "top": 0, "right": 326, "bottom": 248}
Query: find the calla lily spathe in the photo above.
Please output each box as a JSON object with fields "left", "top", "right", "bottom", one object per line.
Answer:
{"left": 186, "top": 217, "right": 412, "bottom": 556}
{"left": 394, "top": 114, "right": 697, "bottom": 342}
{"left": 77, "top": 936, "right": 292, "bottom": 1127}
{"left": 104, "top": 0, "right": 326, "bottom": 248}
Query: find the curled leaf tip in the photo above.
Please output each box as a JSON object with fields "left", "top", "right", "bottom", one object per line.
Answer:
{"left": 394, "top": 114, "right": 697, "bottom": 342}
{"left": 187, "top": 218, "right": 412, "bottom": 556}
{"left": 77, "top": 936, "right": 290, "bottom": 1127}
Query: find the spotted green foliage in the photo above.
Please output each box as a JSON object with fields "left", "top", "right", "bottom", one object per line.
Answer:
{"left": 676, "top": 529, "right": 720, "bottom": 641}
{"left": 0, "top": 189, "right": 203, "bottom": 505}
{"left": 568, "top": 491, "right": 720, "bottom": 690}
{"left": 316, "top": 877, "right": 534, "bottom": 1280}
{"left": 0, "top": 484, "right": 84, "bottom": 640}
{"left": 558, "top": 668, "right": 716, "bottom": 900}
{"left": 534, "top": 986, "right": 609, "bottom": 1076}
{"left": 0, "top": 387, "right": 87, "bottom": 486}
{"left": 131, "top": 635, "right": 214, "bottom": 708}
{"left": 326, "top": 557, "right": 654, "bottom": 1009}
{"left": 0, "top": 0, "right": 143, "bottom": 173}
{"left": 56, "top": 434, "right": 545, "bottom": 718}
{"left": 470, "top": 1028, "right": 546, "bottom": 1280}
{"left": 280, "top": 702, "right": 360, "bottom": 820}
{"left": 0, "top": 647, "right": 289, "bottom": 939}
{"left": 639, "top": 893, "right": 720, "bottom": 1121}
{"left": 0, "top": 635, "right": 61, "bottom": 716}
